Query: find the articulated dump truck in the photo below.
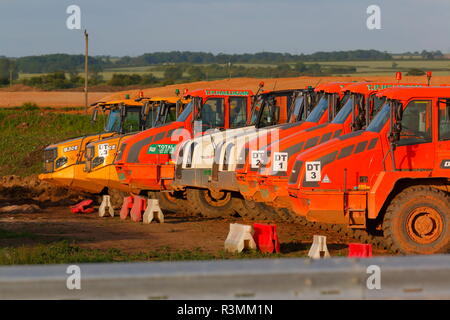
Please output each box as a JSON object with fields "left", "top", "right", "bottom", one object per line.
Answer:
{"left": 39, "top": 98, "right": 149, "bottom": 194}
{"left": 287, "top": 86, "right": 450, "bottom": 254}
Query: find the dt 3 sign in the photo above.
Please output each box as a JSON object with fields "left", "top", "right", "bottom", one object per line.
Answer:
{"left": 305, "top": 161, "right": 321, "bottom": 182}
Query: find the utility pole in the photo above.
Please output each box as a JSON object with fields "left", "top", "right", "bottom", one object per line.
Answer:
{"left": 84, "top": 29, "right": 89, "bottom": 114}
{"left": 9, "top": 70, "right": 13, "bottom": 88}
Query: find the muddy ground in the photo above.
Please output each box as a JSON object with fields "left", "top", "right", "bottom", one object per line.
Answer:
{"left": 0, "top": 175, "right": 390, "bottom": 257}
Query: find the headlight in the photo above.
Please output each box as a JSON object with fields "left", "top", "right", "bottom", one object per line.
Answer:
{"left": 55, "top": 157, "right": 68, "bottom": 169}
{"left": 92, "top": 156, "right": 104, "bottom": 168}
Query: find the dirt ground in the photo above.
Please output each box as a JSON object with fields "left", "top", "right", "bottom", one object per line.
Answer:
{"left": 0, "top": 204, "right": 391, "bottom": 257}
{"left": 102, "top": 75, "right": 450, "bottom": 101}
{"left": 2, "top": 75, "right": 450, "bottom": 108}
{"left": 0, "top": 91, "right": 109, "bottom": 108}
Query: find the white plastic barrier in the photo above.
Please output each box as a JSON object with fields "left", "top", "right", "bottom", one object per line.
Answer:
{"left": 98, "top": 195, "right": 114, "bottom": 217}
{"left": 143, "top": 199, "right": 164, "bottom": 224}
{"left": 308, "top": 235, "right": 330, "bottom": 259}
{"left": 224, "top": 223, "right": 257, "bottom": 253}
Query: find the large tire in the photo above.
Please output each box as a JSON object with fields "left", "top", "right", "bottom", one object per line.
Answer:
{"left": 383, "top": 186, "right": 450, "bottom": 255}
{"left": 108, "top": 189, "right": 129, "bottom": 209}
{"left": 186, "top": 188, "right": 236, "bottom": 218}
{"left": 233, "top": 199, "right": 280, "bottom": 221}
{"left": 148, "top": 191, "right": 186, "bottom": 213}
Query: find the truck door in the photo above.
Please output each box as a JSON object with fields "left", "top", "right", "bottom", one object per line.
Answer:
{"left": 437, "top": 98, "right": 450, "bottom": 170}
{"left": 394, "top": 99, "right": 435, "bottom": 170}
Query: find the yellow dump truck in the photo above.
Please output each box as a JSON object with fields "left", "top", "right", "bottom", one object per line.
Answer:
{"left": 39, "top": 98, "right": 151, "bottom": 194}
{"left": 83, "top": 96, "right": 190, "bottom": 204}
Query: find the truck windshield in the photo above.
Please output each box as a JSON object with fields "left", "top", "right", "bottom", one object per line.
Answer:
{"left": 331, "top": 96, "right": 354, "bottom": 124}
{"left": 366, "top": 102, "right": 390, "bottom": 133}
{"left": 305, "top": 96, "right": 328, "bottom": 123}
{"left": 249, "top": 96, "right": 264, "bottom": 125}
{"left": 146, "top": 105, "right": 160, "bottom": 128}
{"left": 291, "top": 96, "right": 306, "bottom": 120}
{"left": 104, "top": 109, "right": 121, "bottom": 132}
{"left": 122, "top": 108, "right": 141, "bottom": 133}
{"left": 104, "top": 107, "right": 142, "bottom": 133}
{"left": 250, "top": 96, "right": 279, "bottom": 127}
{"left": 176, "top": 101, "right": 193, "bottom": 122}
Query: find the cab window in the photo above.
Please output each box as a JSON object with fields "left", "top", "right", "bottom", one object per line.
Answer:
{"left": 258, "top": 97, "right": 280, "bottom": 127}
{"left": 439, "top": 99, "right": 450, "bottom": 141}
{"left": 104, "top": 109, "right": 121, "bottom": 132}
{"left": 122, "top": 109, "right": 141, "bottom": 133}
{"left": 229, "top": 97, "right": 247, "bottom": 128}
{"left": 398, "top": 100, "right": 432, "bottom": 146}
{"left": 200, "top": 98, "right": 224, "bottom": 128}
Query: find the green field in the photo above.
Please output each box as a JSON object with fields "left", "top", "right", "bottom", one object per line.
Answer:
{"left": 0, "top": 108, "right": 104, "bottom": 176}
{"left": 17, "top": 59, "right": 450, "bottom": 80}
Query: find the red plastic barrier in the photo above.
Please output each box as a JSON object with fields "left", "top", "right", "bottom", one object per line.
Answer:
{"left": 120, "top": 196, "right": 134, "bottom": 220}
{"left": 253, "top": 223, "right": 280, "bottom": 253}
{"left": 70, "top": 199, "right": 93, "bottom": 214}
{"left": 130, "top": 196, "right": 147, "bottom": 222}
{"left": 348, "top": 243, "right": 373, "bottom": 258}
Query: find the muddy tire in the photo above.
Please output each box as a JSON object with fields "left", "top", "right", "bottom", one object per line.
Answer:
{"left": 233, "top": 199, "right": 280, "bottom": 221}
{"left": 383, "top": 186, "right": 450, "bottom": 255}
{"left": 186, "top": 188, "right": 236, "bottom": 218}
{"left": 148, "top": 191, "right": 186, "bottom": 213}
{"left": 108, "top": 189, "right": 129, "bottom": 209}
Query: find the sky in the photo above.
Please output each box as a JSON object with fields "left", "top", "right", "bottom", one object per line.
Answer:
{"left": 0, "top": 0, "right": 449, "bottom": 57}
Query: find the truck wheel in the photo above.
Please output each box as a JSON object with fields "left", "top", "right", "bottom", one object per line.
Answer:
{"left": 148, "top": 191, "right": 186, "bottom": 213}
{"left": 108, "top": 189, "right": 129, "bottom": 209}
{"left": 186, "top": 188, "right": 235, "bottom": 218}
{"left": 384, "top": 186, "right": 450, "bottom": 254}
{"left": 234, "top": 199, "right": 279, "bottom": 221}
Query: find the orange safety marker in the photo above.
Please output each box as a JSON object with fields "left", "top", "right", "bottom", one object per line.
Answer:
{"left": 253, "top": 223, "right": 280, "bottom": 253}
{"left": 120, "top": 196, "right": 134, "bottom": 220}
{"left": 130, "top": 196, "right": 147, "bottom": 222}
{"left": 348, "top": 243, "right": 373, "bottom": 258}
